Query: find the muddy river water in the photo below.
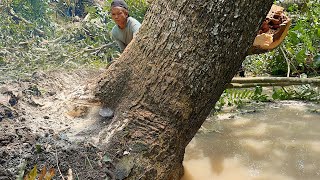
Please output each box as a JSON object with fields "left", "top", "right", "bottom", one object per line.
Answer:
{"left": 182, "top": 101, "right": 320, "bottom": 180}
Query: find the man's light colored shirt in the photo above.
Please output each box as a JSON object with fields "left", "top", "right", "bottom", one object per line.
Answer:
{"left": 111, "top": 17, "right": 141, "bottom": 52}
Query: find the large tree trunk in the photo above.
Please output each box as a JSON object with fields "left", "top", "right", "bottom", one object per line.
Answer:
{"left": 94, "top": 0, "right": 274, "bottom": 179}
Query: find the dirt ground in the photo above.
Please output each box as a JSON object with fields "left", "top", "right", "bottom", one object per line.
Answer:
{"left": 0, "top": 69, "right": 115, "bottom": 179}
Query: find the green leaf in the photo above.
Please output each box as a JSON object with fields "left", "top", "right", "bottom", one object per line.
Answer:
{"left": 103, "top": 155, "right": 112, "bottom": 162}
{"left": 287, "top": 3, "right": 299, "bottom": 12}
{"left": 288, "top": 31, "right": 300, "bottom": 45}
{"left": 296, "top": 49, "right": 307, "bottom": 64}
{"left": 17, "top": 161, "right": 27, "bottom": 180}
{"left": 35, "top": 144, "right": 42, "bottom": 153}
{"left": 26, "top": 165, "right": 38, "bottom": 180}
{"left": 254, "top": 86, "right": 263, "bottom": 96}
{"left": 313, "top": 54, "right": 320, "bottom": 68}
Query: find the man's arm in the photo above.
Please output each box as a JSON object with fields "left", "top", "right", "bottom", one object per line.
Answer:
{"left": 112, "top": 27, "right": 126, "bottom": 52}
{"left": 115, "top": 39, "right": 126, "bottom": 52}
{"left": 130, "top": 18, "right": 141, "bottom": 36}
{"left": 132, "top": 24, "right": 141, "bottom": 35}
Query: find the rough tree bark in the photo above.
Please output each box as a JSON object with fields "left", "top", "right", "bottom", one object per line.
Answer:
{"left": 94, "top": 0, "right": 274, "bottom": 179}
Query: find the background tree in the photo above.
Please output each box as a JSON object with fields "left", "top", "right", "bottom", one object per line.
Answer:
{"left": 93, "top": 0, "right": 274, "bottom": 179}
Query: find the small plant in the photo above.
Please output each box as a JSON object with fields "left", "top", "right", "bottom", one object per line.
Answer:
{"left": 215, "top": 86, "right": 269, "bottom": 111}
{"left": 252, "top": 86, "right": 269, "bottom": 101}
{"left": 215, "top": 84, "right": 320, "bottom": 111}
{"left": 272, "top": 84, "right": 320, "bottom": 101}
{"left": 23, "top": 165, "right": 55, "bottom": 180}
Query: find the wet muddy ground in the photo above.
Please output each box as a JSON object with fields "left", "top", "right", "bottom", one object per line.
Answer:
{"left": 182, "top": 101, "right": 320, "bottom": 180}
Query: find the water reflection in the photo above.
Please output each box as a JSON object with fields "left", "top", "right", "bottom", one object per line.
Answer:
{"left": 182, "top": 102, "right": 320, "bottom": 180}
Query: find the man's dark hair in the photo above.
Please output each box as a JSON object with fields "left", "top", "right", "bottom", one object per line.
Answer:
{"left": 111, "top": 0, "right": 128, "bottom": 11}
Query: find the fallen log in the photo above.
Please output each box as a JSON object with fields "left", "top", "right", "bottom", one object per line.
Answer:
{"left": 226, "top": 77, "right": 320, "bottom": 88}
{"left": 227, "top": 82, "right": 307, "bottom": 89}
{"left": 232, "top": 77, "right": 320, "bottom": 84}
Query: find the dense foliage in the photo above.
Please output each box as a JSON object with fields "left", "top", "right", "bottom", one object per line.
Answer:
{"left": 1, "top": 0, "right": 318, "bottom": 79}
{"left": 0, "top": 0, "right": 148, "bottom": 81}
{"left": 244, "top": 0, "right": 320, "bottom": 77}
{"left": 215, "top": 84, "right": 320, "bottom": 111}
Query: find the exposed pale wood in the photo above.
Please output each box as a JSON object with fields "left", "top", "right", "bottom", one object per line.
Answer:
{"left": 248, "top": 5, "right": 291, "bottom": 55}
{"left": 248, "top": 20, "right": 291, "bottom": 54}
{"left": 265, "top": 20, "right": 291, "bottom": 50}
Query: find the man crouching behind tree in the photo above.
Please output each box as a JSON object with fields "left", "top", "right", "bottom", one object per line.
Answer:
{"left": 110, "top": 0, "right": 141, "bottom": 52}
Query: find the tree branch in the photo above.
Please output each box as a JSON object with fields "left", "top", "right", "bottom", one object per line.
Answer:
{"left": 226, "top": 82, "right": 304, "bottom": 88}
{"left": 280, "top": 45, "right": 290, "bottom": 77}
{"left": 227, "top": 77, "right": 320, "bottom": 88}
{"left": 8, "top": 7, "right": 45, "bottom": 36}
{"left": 231, "top": 77, "right": 320, "bottom": 85}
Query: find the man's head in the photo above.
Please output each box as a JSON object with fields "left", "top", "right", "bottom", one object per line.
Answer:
{"left": 111, "top": 0, "right": 129, "bottom": 29}
{"left": 111, "top": 0, "right": 128, "bottom": 10}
